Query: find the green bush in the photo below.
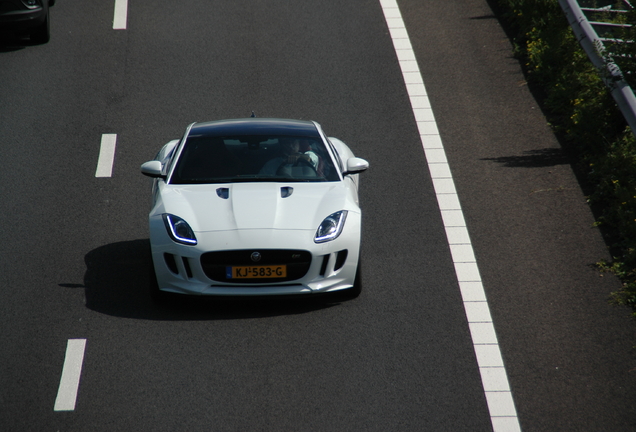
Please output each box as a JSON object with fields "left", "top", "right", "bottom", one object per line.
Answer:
{"left": 497, "top": 0, "right": 636, "bottom": 316}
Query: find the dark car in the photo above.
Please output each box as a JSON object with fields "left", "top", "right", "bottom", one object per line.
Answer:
{"left": 0, "top": 0, "right": 55, "bottom": 44}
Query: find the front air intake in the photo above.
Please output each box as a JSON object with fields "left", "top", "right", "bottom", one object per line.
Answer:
{"left": 334, "top": 250, "right": 348, "bottom": 271}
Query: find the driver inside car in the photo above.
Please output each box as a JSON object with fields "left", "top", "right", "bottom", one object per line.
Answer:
{"left": 259, "top": 137, "right": 319, "bottom": 176}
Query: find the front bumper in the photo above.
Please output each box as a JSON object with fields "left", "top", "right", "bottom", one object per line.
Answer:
{"left": 149, "top": 213, "right": 361, "bottom": 296}
{"left": 0, "top": 1, "right": 47, "bottom": 30}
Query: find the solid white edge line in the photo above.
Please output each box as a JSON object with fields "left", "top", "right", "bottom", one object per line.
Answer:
{"left": 96, "top": 134, "right": 117, "bottom": 177}
{"left": 379, "top": 1, "right": 522, "bottom": 431}
{"left": 113, "top": 0, "right": 129, "bottom": 30}
{"left": 54, "top": 339, "right": 87, "bottom": 412}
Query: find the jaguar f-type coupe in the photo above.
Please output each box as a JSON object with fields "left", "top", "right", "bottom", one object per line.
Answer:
{"left": 141, "top": 118, "right": 368, "bottom": 299}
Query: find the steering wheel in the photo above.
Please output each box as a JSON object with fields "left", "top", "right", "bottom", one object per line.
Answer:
{"left": 276, "top": 155, "right": 318, "bottom": 177}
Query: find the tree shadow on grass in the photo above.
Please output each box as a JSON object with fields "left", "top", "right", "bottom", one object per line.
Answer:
{"left": 73, "top": 239, "right": 339, "bottom": 321}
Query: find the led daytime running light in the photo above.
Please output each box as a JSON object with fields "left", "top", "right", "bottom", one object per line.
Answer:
{"left": 163, "top": 214, "right": 197, "bottom": 245}
{"left": 315, "top": 211, "right": 347, "bottom": 243}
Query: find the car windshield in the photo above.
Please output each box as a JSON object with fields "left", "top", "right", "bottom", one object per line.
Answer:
{"left": 169, "top": 134, "right": 340, "bottom": 184}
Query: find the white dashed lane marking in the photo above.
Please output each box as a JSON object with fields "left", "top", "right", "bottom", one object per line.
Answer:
{"left": 54, "top": 339, "right": 87, "bottom": 412}
{"left": 113, "top": 0, "right": 129, "bottom": 30}
{"left": 95, "top": 134, "right": 117, "bottom": 178}
{"left": 379, "top": 1, "right": 522, "bottom": 431}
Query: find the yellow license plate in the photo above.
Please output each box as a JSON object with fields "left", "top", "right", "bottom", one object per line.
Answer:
{"left": 227, "top": 265, "right": 287, "bottom": 279}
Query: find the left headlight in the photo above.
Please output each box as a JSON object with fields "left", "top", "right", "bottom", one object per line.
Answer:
{"left": 315, "top": 211, "right": 348, "bottom": 243}
{"left": 163, "top": 214, "right": 197, "bottom": 245}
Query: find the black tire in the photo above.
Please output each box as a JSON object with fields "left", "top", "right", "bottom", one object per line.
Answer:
{"left": 30, "top": 13, "right": 50, "bottom": 44}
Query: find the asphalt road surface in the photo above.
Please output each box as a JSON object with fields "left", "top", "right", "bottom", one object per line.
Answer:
{"left": 1, "top": 1, "right": 635, "bottom": 431}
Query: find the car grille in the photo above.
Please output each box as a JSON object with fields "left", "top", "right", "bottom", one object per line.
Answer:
{"left": 200, "top": 249, "right": 312, "bottom": 284}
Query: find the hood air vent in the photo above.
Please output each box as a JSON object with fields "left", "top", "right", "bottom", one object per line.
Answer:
{"left": 281, "top": 187, "right": 293, "bottom": 198}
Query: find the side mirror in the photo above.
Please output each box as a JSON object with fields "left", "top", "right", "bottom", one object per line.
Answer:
{"left": 140, "top": 160, "right": 164, "bottom": 178}
{"left": 343, "top": 157, "right": 369, "bottom": 176}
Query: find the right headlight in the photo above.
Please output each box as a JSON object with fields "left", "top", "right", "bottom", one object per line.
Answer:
{"left": 163, "top": 214, "right": 197, "bottom": 245}
{"left": 315, "top": 211, "right": 347, "bottom": 243}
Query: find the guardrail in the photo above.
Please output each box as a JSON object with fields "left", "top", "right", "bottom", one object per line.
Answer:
{"left": 558, "top": 0, "right": 636, "bottom": 136}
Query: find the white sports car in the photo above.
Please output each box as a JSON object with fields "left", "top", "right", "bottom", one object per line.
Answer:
{"left": 141, "top": 118, "right": 368, "bottom": 299}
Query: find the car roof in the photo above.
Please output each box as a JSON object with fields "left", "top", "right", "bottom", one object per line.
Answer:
{"left": 188, "top": 118, "right": 321, "bottom": 137}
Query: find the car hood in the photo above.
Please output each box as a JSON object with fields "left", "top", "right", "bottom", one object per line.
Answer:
{"left": 159, "top": 182, "right": 355, "bottom": 232}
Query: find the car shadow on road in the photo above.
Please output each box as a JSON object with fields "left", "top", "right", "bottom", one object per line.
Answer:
{"left": 80, "top": 239, "right": 339, "bottom": 320}
{"left": 0, "top": 32, "right": 37, "bottom": 52}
